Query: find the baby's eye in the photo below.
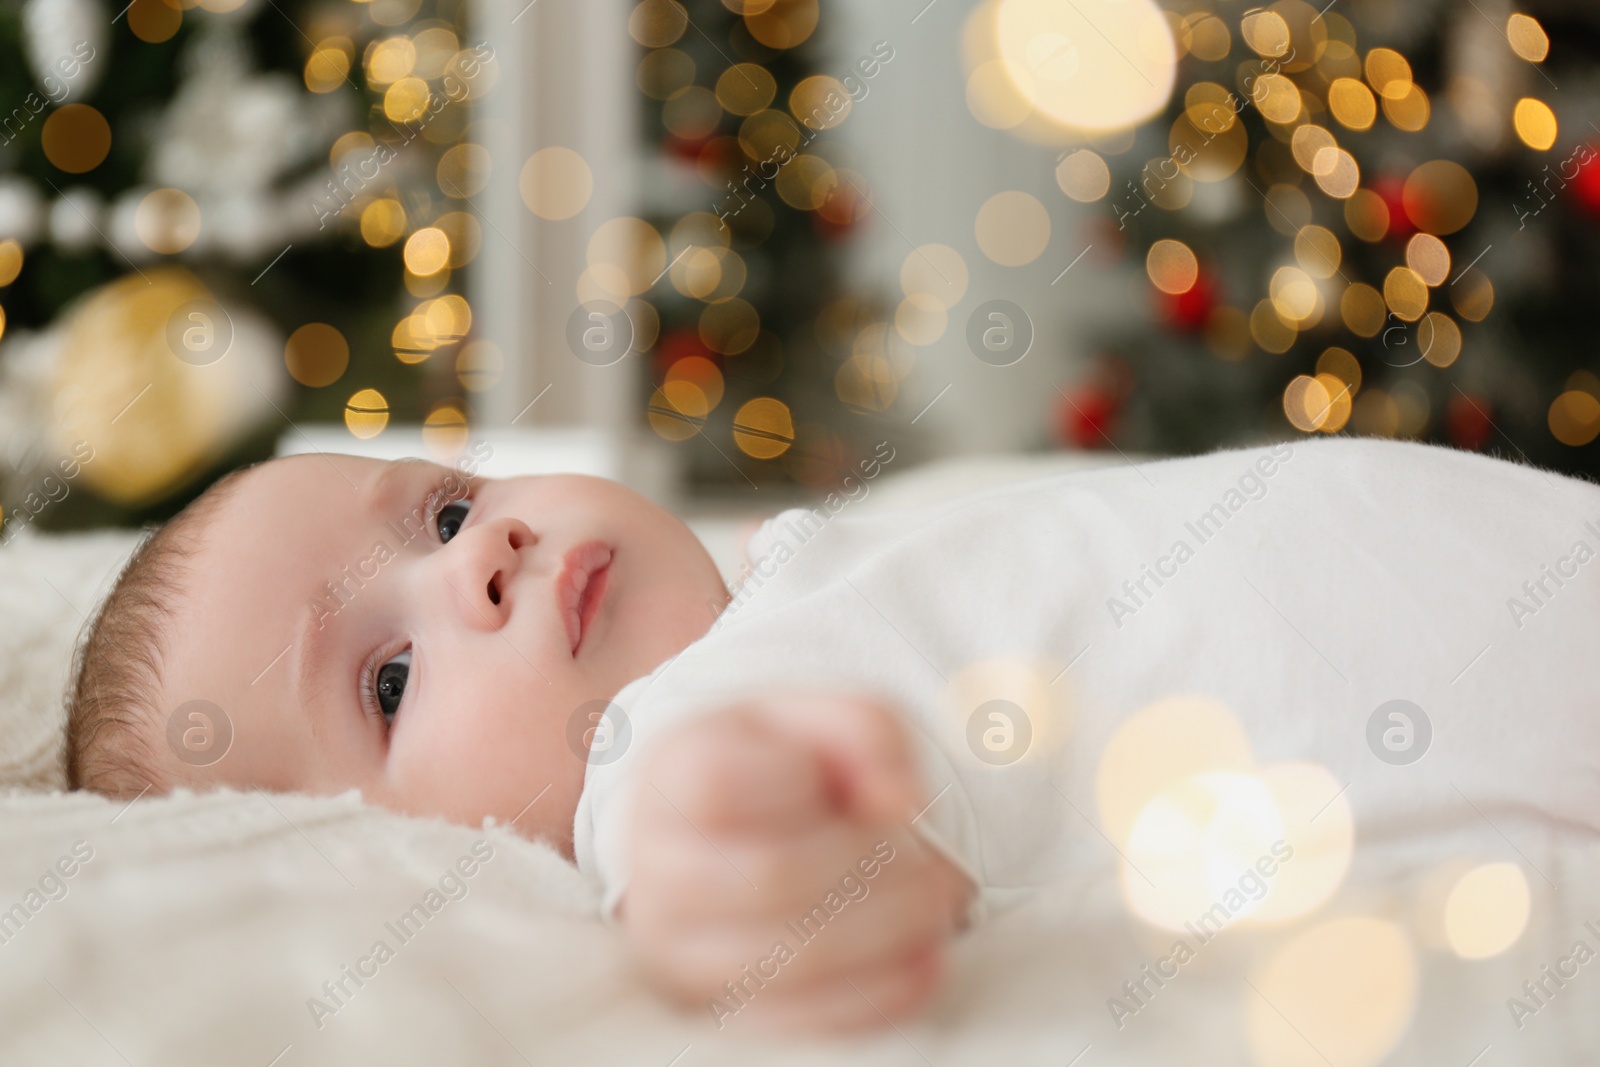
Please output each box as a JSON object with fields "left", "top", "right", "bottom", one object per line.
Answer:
{"left": 374, "top": 649, "right": 411, "bottom": 723}
{"left": 437, "top": 499, "right": 471, "bottom": 543}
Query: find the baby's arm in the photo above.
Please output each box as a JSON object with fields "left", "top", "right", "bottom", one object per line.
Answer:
{"left": 619, "top": 692, "right": 974, "bottom": 1033}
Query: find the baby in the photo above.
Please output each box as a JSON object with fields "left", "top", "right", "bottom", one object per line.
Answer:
{"left": 65, "top": 441, "right": 970, "bottom": 1032}
{"left": 65, "top": 434, "right": 1600, "bottom": 1038}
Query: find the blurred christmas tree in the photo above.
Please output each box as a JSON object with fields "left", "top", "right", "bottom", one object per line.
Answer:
{"left": 1051, "top": 0, "right": 1600, "bottom": 478}
{"left": 0, "top": 0, "right": 486, "bottom": 533}
{"left": 628, "top": 0, "right": 884, "bottom": 492}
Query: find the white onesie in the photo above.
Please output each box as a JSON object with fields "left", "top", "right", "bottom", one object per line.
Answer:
{"left": 572, "top": 437, "right": 1600, "bottom": 950}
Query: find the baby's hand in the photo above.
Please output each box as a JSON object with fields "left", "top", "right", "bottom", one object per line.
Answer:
{"left": 620, "top": 693, "right": 973, "bottom": 1033}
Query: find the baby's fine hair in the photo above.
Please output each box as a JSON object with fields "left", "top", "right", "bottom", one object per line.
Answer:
{"left": 64, "top": 467, "right": 252, "bottom": 796}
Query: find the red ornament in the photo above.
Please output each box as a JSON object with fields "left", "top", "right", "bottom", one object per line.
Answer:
{"left": 1446, "top": 391, "right": 1495, "bottom": 450}
{"left": 1054, "top": 384, "right": 1119, "bottom": 448}
{"left": 1572, "top": 145, "right": 1600, "bottom": 216}
{"left": 1374, "top": 176, "right": 1415, "bottom": 240}
{"left": 1160, "top": 265, "right": 1215, "bottom": 333}
{"left": 663, "top": 135, "right": 708, "bottom": 164}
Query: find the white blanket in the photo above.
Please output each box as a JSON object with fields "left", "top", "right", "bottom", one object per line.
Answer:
{"left": 2, "top": 448, "right": 1597, "bottom": 1066}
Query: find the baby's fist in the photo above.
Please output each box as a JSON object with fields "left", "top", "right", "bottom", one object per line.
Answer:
{"left": 621, "top": 693, "right": 973, "bottom": 1033}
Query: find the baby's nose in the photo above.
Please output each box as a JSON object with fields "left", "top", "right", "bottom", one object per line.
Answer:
{"left": 436, "top": 517, "right": 536, "bottom": 630}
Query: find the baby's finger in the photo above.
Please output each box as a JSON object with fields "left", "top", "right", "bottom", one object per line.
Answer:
{"left": 642, "top": 708, "right": 830, "bottom": 836}
{"left": 750, "top": 692, "right": 925, "bottom": 827}
{"left": 731, "top": 937, "right": 946, "bottom": 1035}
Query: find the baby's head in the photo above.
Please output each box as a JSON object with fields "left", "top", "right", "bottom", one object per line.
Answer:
{"left": 65, "top": 451, "right": 730, "bottom": 858}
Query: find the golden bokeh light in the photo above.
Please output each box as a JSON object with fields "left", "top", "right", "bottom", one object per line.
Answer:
{"left": 1384, "top": 266, "right": 1429, "bottom": 322}
{"left": 1172, "top": 111, "right": 1248, "bottom": 181}
{"left": 1241, "top": 9, "right": 1290, "bottom": 57}
{"left": 1242, "top": 762, "right": 1354, "bottom": 923}
{"left": 422, "top": 403, "right": 469, "bottom": 459}
{"left": 1055, "top": 149, "right": 1111, "bottom": 202}
{"left": 135, "top": 188, "right": 201, "bottom": 255}
{"left": 1290, "top": 124, "right": 1335, "bottom": 175}
{"left": 1316, "top": 346, "right": 1362, "bottom": 395}
{"left": 587, "top": 217, "right": 667, "bottom": 297}
{"left": 665, "top": 355, "right": 725, "bottom": 411}
{"left": 992, "top": 0, "right": 1178, "bottom": 134}
{"left": 1251, "top": 299, "right": 1298, "bottom": 354}
{"left": 41, "top": 104, "right": 111, "bottom": 174}
{"left": 1285, "top": 375, "right": 1332, "bottom": 433}
{"left": 383, "top": 77, "right": 431, "bottom": 123}
{"left": 1312, "top": 147, "right": 1360, "bottom": 198}
{"left": 895, "top": 294, "right": 949, "bottom": 346}
{"left": 1549, "top": 390, "right": 1600, "bottom": 446}
{"left": 1341, "top": 282, "right": 1387, "bottom": 338}
{"left": 1270, "top": 266, "right": 1320, "bottom": 325}
{"left": 1427, "top": 310, "right": 1465, "bottom": 369}
{"left": 0, "top": 239, "right": 24, "bottom": 287}
{"left": 367, "top": 35, "right": 416, "bottom": 84}
{"left": 1507, "top": 14, "right": 1550, "bottom": 63}
{"left": 455, "top": 339, "right": 503, "bottom": 392}
{"left": 519, "top": 146, "right": 593, "bottom": 221}
{"left": 1353, "top": 388, "right": 1400, "bottom": 436}
{"left": 1514, "top": 97, "right": 1558, "bottom": 151}
{"left": 648, "top": 380, "right": 709, "bottom": 441}
{"left": 1406, "top": 234, "right": 1451, "bottom": 287}
{"left": 1184, "top": 13, "right": 1231, "bottom": 61}
{"left": 1247, "top": 919, "right": 1418, "bottom": 1067}
{"left": 1364, "top": 47, "right": 1413, "bottom": 100}
{"left": 1344, "top": 188, "right": 1390, "bottom": 242}
{"left": 716, "top": 63, "right": 776, "bottom": 115}
{"left": 1095, "top": 695, "right": 1253, "bottom": 848}
{"left": 1121, "top": 771, "right": 1282, "bottom": 931}
{"left": 284, "top": 323, "right": 349, "bottom": 387}
{"left": 403, "top": 228, "right": 451, "bottom": 276}
{"left": 1147, "top": 239, "right": 1199, "bottom": 295}
{"left": 435, "top": 211, "right": 481, "bottom": 269}
{"left": 437, "top": 143, "right": 491, "bottom": 198}
{"left": 344, "top": 388, "right": 390, "bottom": 439}
{"left": 975, "top": 190, "right": 1050, "bottom": 266}
{"left": 1383, "top": 83, "right": 1431, "bottom": 132}
{"left": 304, "top": 40, "right": 352, "bottom": 93}
{"left": 901, "top": 244, "right": 970, "bottom": 311}
{"left": 639, "top": 47, "right": 696, "bottom": 102}
{"left": 732, "top": 396, "right": 795, "bottom": 458}
{"left": 1444, "top": 863, "right": 1530, "bottom": 959}
{"left": 129, "top": 0, "right": 183, "bottom": 44}
{"left": 1295, "top": 225, "right": 1342, "bottom": 280}
{"left": 663, "top": 85, "right": 723, "bottom": 140}
{"left": 745, "top": 0, "right": 819, "bottom": 50}
{"left": 738, "top": 109, "right": 803, "bottom": 162}
{"left": 413, "top": 27, "right": 459, "bottom": 79}
{"left": 628, "top": 0, "right": 688, "bottom": 48}
{"left": 790, "top": 75, "right": 851, "bottom": 130}
{"left": 1328, "top": 77, "right": 1376, "bottom": 131}
{"left": 1253, "top": 73, "right": 1302, "bottom": 125}
{"left": 773, "top": 154, "right": 838, "bottom": 211}
{"left": 359, "top": 199, "right": 407, "bottom": 248}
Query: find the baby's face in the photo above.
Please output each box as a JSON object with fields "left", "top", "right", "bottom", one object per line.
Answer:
{"left": 154, "top": 453, "right": 729, "bottom": 858}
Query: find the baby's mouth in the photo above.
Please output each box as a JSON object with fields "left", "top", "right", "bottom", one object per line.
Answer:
{"left": 559, "top": 541, "right": 613, "bottom": 656}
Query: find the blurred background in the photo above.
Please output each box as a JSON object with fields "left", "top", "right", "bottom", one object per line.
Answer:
{"left": 0, "top": 0, "right": 1597, "bottom": 529}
